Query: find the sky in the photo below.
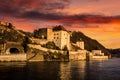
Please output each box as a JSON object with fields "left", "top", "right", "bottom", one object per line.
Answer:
{"left": 0, "top": 0, "right": 120, "bottom": 49}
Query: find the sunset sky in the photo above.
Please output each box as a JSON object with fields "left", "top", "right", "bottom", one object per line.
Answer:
{"left": 0, "top": 0, "right": 120, "bottom": 49}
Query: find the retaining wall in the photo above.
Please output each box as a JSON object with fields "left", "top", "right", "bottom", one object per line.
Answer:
{"left": 0, "top": 54, "right": 26, "bottom": 61}
{"left": 92, "top": 56, "right": 108, "bottom": 60}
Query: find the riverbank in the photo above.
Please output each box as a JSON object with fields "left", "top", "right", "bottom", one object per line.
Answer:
{"left": 0, "top": 52, "right": 109, "bottom": 62}
{"left": 0, "top": 54, "right": 26, "bottom": 61}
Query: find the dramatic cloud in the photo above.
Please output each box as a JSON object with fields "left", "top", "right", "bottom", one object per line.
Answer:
{"left": 0, "top": 0, "right": 69, "bottom": 17}
{"left": 0, "top": 0, "right": 120, "bottom": 26}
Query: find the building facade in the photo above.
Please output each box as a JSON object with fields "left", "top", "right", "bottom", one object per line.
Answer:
{"left": 53, "top": 30, "right": 70, "bottom": 50}
{"left": 92, "top": 50, "right": 104, "bottom": 56}
{"left": 37, "top": 26, "right": 70, "bottom": 50}
{"left": 76, "top": 40, "right": 84, "bottom": 50}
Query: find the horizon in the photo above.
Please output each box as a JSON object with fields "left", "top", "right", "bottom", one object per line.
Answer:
{"left": 0, "top": 0, "right": 120, "bottom": 49}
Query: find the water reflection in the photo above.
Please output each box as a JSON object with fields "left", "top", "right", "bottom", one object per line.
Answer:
{"left": 0, "top": 59, "right": 120, "bottom": 80}
{"left": 59, "top": 62, "right": 71, "bottom": 80}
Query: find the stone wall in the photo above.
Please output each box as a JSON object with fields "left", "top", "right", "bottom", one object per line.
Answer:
{"left": 5, "top": 42, "right": 24, "bottom": 54}
{"left": 92, "top": 56, "right": 108, "bottom": 60}
{"left": 27, "top": 44, "right": 69, "bottom": 61}
{"left": 0, "top": 54, "right": 26, "bottom": 61}
{"left": 27, "top": 52, "right": 44, "bottom": 62}
{"left": 30, "top": 38, "right": 48, "bottom": 45}
{"left": 69, "top": 50, "right": 87, "bottom": 60}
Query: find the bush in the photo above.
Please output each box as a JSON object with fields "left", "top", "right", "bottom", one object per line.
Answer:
{"left": 62, "top": 45, "right": 68, "bottom": 51}
{"left": 41, "top": 41, "right": 60, "bottom": 50}
{"left": 22, "top": 36, "right": 32, "bottom": 53}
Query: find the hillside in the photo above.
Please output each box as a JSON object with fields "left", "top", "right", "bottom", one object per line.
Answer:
{"left": 0, "top": 22, "right": 25, "bottom": 42}
{"left": 70, "top": 31, "right": 110, "bottom": 55}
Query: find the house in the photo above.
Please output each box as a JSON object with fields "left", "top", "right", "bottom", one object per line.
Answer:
{"left": 53, "top": 26, "right": 70, "bottom": 50}
{"left": 34, "top": 25, "right": 70, "bottom": 50}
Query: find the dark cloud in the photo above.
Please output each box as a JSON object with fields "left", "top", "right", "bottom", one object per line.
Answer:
{"left": 21, "top": 11, "right": 65, "bottom": 20}
{"left": 0, "top": 0, "right": 69, "bottom": 17}
{"left": 0, "top": 0, "right": 120, "bottom": 26}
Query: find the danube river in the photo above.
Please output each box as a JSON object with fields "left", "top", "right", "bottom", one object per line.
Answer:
{"left": 0, "top": 58, "right": 120, "bottom": 80}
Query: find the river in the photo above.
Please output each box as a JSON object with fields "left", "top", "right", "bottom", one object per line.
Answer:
{"left": 0, "top": 58, "right": 120, "bottom": 80}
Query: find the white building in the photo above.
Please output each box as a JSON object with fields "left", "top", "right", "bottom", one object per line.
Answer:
{"left": 53, "top": 30, "right": 70, "bottom": 50}
{"left": 38, "top": 26, "right": 70, "bottom": 50}
{"left": 76, "top": 40, "right": 84, "bottom": 49}
{"left": 46, "top": 28, "right": 53, "bottom": 41}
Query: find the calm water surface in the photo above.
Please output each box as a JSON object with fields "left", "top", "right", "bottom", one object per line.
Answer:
{"left": 0, "top": 58, "right": 120, "bottom": 80}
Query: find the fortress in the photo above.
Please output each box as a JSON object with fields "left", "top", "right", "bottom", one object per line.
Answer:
{"left": 0, "top": 22, "right": 109, "bottom": 61}
{"left": 34, "top": 26, "right": 71, "bottom": 50}
{"left": 33, "top": 26, "right": 85, "bottom": 51}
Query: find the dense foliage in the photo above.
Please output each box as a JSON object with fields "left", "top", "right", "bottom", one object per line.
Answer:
{"left": 0, "top": 28, "right": 24, "bottom": 42}
{"left": 22, "top": 36, "right": 32, "bottom": 53}
{"left": 41, "top": 41, "right": 60, "bottom": 50}
{"left": 33, "top": 28, "right": 47, "bottom": 39}
{"left": 53, "top": 25, "right": 67, "bottom": 31}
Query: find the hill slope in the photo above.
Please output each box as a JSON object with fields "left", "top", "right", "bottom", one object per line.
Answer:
{"left": 70, "top": 31, "right": 110, "bottom": 55}
{"left": 0, "top": 22, "right": 25, "bottom": 42}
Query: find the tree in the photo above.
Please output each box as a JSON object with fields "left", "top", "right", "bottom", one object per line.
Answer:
{"left": 62, "top": 45, "right": 68, "bottom": 51}
{"left": 8, "top": 23, "right": 14, "bottom": 29}
{"left": 46, "top": 41, "right": 56, "bottom": 49}
{"left": 42, "top": 41, "right": 60, "bottom": 50}
{"left": 22, "top": 36, "right": 32, "bottom": 53}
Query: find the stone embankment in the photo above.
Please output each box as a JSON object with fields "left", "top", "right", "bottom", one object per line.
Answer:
{"left": 27, "top": 44, "right": 69, "bottom": 61}
{"left": 0, "top": 54, "right": 26, "bottom": 61}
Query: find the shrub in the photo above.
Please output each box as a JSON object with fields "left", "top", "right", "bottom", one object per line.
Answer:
{"left": 42, "top": 41, "right": 60, "bottom": 50}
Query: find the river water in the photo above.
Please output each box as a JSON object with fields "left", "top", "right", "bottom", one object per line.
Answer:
{"left": 0, "top": 58, "right": 120, "bottom": 80}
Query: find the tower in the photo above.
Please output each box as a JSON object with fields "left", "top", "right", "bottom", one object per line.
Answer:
{"left": 76, "top": 39, "right": 84, "bottom": 49}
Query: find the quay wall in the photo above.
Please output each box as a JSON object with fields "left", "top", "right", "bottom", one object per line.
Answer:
{"left": 27, "top": 52, "right": 44, "bottom": 62}
{"left": 69, "top": 51, "right": 87, "bottom": 60}
{"left": 92, "top": 56, "right": 108, "bottom": 60}
{"left": 0, "top": 54, "right": 26, "bottom": 61}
